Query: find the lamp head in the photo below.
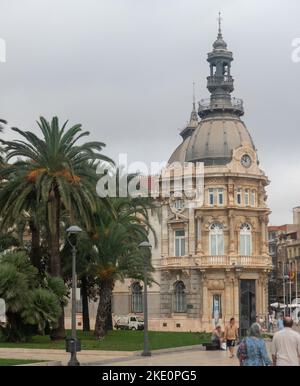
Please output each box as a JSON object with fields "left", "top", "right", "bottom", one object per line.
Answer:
{"left": 139, "top": 241, "right": 152, "bottom": 249}
{"left": 67, "top": 225, "right": 83, "bottom": 234}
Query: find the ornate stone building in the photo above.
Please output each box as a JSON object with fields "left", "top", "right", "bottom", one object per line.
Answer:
{"left": 268, "top": 207, "right": 300, "bottom": 307}
{"left": 112, "top": 21, "right": 272, "bottom": 335}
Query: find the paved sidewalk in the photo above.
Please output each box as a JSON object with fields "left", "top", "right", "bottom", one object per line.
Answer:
{"left": 0, "top": 342, "right": 273, "bottom": 366}
{"left": 88, "top": 341, "right": 273, "bottom": 366}
{"left": 0, "top": 348, "right": 135, "bottom": 365}
{"left": 90, "top": 349, "right": 240, "bottom": 366}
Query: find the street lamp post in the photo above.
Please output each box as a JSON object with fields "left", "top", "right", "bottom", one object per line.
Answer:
{"left": 139, "top": 241, "right": 152, "bottom": 357}
{"left": 66, "top": 225, "right": 82, "bottom": 367}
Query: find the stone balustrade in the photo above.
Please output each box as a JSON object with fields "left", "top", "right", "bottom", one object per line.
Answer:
{"left": 161, "top": 255, "right": 272, "bottom": 269}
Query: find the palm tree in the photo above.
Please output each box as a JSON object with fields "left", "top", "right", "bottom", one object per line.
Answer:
{"left": 90, "top": 197, "right": 155, "bottom": 338}
{"left": 0, "top": 118, "right": 7, "bottom": 163}
{"left": 0, "top": 117, "right": 112, "bottom": 339}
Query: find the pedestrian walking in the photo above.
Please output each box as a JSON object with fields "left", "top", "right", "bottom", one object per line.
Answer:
{"left": 277, "top": 315, "right": 284, "bottom": 331}
{"left": 224, "top": 317, "right": 238, "bottom": 358}
{"left": 271, "top": 317, "right": 300, "bottom": 366}
{"left": 237, "top": 323, "right": 272, "bottom": 366}
{"left": 268, "top": 313, "right": 273, "bottom": 333}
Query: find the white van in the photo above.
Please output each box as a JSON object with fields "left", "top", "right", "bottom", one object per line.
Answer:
{"left": 114, "top": 315, "right": 144, "bottom": 330}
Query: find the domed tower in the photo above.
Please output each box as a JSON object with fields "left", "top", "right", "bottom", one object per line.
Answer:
{"left": 111, "top": 16, "right": 272, "bottom": 336}
{"left": 156, "top": 15, "right": 272, "bottom": 335}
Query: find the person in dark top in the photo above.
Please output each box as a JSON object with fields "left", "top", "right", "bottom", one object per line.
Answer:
{"left": 211, "top": 325, "right": 223, "bottom": 349}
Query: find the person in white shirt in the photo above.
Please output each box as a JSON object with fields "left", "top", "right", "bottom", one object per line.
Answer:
{"left": 271, "top": 317, "right": 300, "bottom": 366}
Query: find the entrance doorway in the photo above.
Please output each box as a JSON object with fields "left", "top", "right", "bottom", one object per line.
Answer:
{"left": 240, "top": 279, "right": 256, "bottom": 337}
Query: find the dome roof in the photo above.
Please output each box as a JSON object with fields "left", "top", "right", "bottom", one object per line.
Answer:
{"left": 213, "top": 37, "right": 227, "bottom": 50}
{"left": 169, "top": 115, "right": 256, "bottom": 166}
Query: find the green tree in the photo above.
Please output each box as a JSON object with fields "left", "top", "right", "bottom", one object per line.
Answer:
{"left": 0, "top": 117, "right": 111, "bottom": 339}
{"left": 0, "top": 251, "right": 65, "bottom": 342}
{"left": 0, "top": 118, "right": 7, "bottom": 163}
{"left": 90, "top": 197, "right": 155, "bottom": 338}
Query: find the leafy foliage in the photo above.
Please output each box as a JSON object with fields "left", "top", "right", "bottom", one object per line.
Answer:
{"left": 0, "top": 251, "right": 66, "bottom": 341}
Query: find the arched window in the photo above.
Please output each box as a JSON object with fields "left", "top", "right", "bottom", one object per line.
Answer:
{"left": 174, "top": 281, "right": 186, "bottom": 313}
{"left": 240, "top": 223, "right": 252, "bottom": 256}
{"left": 131, "top": 282, "right": 143, "bottom": 313}
{"left": 209, "top": 223, "right": 224, "bottom": 256}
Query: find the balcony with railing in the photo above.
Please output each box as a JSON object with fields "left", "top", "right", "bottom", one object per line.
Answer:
{"left": 198, "top": 97, "right": 244, "bottom": 117}
{"left": 207, "top": 75, "right": 233, "bottom": 87}
{"left": 161, "top": 255, "right": 272, "bottom": 269}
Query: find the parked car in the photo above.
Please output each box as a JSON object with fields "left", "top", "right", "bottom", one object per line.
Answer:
{"left": 114, "top": 315, "right": 144, "bottom": 330}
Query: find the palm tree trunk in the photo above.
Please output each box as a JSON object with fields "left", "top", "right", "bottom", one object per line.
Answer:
{"left": 81, "top": 276, "right": 90, "bottom": 332}
{"left": 105, "top": 298, "right": 113, "bottom": 331}
{"left": 48, "top": 189, "right": 65, "bottom": 340}
{"left": 29, "top": 219, "right": 41, "bottom": 271}
{"left": 94, "top": 279, "right": 114, "bottom": 338}
{"left": 49, "top": 191, "right": 61, "bottom": 277}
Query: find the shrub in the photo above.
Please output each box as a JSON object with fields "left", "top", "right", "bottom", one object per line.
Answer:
{"left": 0, "top": 251, "right": 65, "bottom": 341}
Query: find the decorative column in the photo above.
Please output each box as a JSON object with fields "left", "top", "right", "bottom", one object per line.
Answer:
{"left": 196, "top": 215, "right": 204, "bottom": 255}
{"left": 201, "top": 271, "right": 210, "bottom": 328}
{"left": 229, "top": 210, "right": 235, "bottom": 255}
{"left": 167, "top": 223, "right": 173, "bottom": 257}
{"left": 233, "top": 277, "right": 239, "bottom": 321}
{"left": 224, "top": 271, "right": 232, "bottom": 322}
{"left": 161, "top": 203, "right": 169, "bottom": 257}
{"left": 256, "top": 276, "right": 263, "bottom": 317}
{"left": 188, "top": 206, "right": 195, "bottom": 255}
{"left": 259, "top": 214, "right": 269, "bottom": 256}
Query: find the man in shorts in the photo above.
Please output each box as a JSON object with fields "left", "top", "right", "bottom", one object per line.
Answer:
{"left": 224, "top": 317, "right": 238, "bottom": 358}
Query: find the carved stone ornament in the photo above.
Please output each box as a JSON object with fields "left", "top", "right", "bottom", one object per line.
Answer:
{"left": 207, "top": 280, "right": 225, "bottom": 290}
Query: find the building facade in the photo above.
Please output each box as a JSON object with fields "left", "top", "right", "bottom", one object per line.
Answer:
{"left": 112, "top": 22, "right": 272, "bottom": 335}
{"left": 268, "top": 207, "right": 300, "bottom": 307}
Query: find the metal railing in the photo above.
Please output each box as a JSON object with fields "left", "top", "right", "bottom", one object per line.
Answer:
{"left": 207, "top": 75, "right": 233, "bottom": 85}
{"left": 198, "top": 97, "right": 244, "bottom": 113}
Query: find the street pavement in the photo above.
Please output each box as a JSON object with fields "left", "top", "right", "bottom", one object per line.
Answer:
{"left": 3, "top": 331, "right": 299, "bottom": 366}
{"left": 0, "top": 343, "right": 273, "bottom": 366}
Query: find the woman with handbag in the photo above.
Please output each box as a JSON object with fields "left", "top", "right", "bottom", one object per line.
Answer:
{"left": 237, "top": 323, "right": 272, "bottom": 366}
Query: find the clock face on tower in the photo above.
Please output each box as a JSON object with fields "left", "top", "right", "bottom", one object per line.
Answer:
{"left": 241, "top": 154, "right": 252, "bottom": 168}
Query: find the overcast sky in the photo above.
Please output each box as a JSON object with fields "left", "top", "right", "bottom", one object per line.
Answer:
{"left": 1, "top": 0, "right": 300, "bottom": 224}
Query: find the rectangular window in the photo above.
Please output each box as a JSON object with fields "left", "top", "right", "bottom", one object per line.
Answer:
{"left": 209, "top": 188, "right": 224, "bottom": 206}
{"left": 175, "top": 229, "right": 185, "bottom": 257}
{"left": 250, "top": 190, "right": 256, "bottom": 206}
{"left": 212, "top": 294, "right": 222, "bottom": 318}
{"left": 210, "top": 233, "right": 224, "bottom": 255}
{"left": 218, "top": 189, "right": 224, "bottom": 205}
{"left": 240, "top": 234, "right": 252, "bottom": 256}
{"left": 237, "top": 188, "right": 242, "bottom": 205}
{"left": 245, "top": 189, "right": 249, "bottom": 206}
{"left": 209, "top": 188, "right": 214, "bottom": 205}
